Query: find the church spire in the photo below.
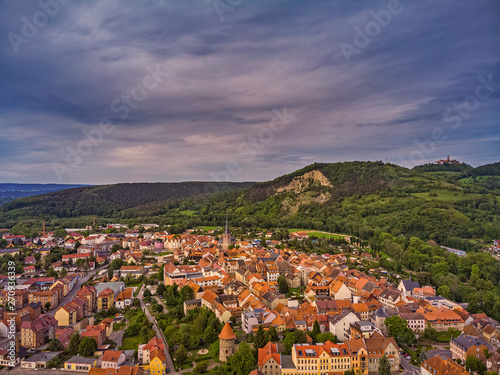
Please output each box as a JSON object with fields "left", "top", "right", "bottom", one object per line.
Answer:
{"left": 224, "top": 210, "right": 229, "bottom": 234}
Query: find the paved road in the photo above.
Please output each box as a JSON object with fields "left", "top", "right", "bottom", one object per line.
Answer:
{"left": 400, "top": 356, "right": 419, "bottom": 375}
{"left": 0, "top": 267, "right": 105, "bottom": 351}
{"left": 46, "top": 265, "right": 106, "bottom": 317}
{"left": 109, "top": 329, "right": 124, "bottom": 348}
{"left": 426, "top": 349, "right": 452, "bottom": 359}
{"left": 139, "top": 284, "right": 176, "bottom": 374}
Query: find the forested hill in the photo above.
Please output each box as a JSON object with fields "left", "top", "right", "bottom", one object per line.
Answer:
{"left": 0, "top": 181, "right": 254, "bottom": 226}
{"left": 1, "top": 161, "right": 499, "bottom": 251}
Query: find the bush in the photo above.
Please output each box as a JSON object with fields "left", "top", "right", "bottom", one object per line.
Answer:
{"left": 194, "top": 362, "right": 209, "bottom": 373}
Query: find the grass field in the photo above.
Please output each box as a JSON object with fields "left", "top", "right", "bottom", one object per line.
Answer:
{"left": 422, "top": 171, "right": 464, "bottom": 177}
{"left": 179, "top": 209, "right": 197, "bottom": 216}
{"left": 412, "top": 189, "right": 479, "bottom": 201}
{"left": 120, "top": 335, "right": 143, "bottom": 350}
{"left": 460, "top": 175, "right": 500, "bottom": 183}
{"left": 287, "top": 229, "right": 347, "bottom": 239}
{"left": 198, "top": 226, "right": 222, "bottom": 231}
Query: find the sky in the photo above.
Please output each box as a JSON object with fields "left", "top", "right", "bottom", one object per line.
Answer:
{"left": 0, "top": 0, "right": 499, "bottom": 184}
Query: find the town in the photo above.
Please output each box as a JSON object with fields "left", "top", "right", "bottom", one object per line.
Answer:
{"left": 0, "top": 220, "right": 498, "bottom": 375}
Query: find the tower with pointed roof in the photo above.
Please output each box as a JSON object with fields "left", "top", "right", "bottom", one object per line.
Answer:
{"left": 219, "top": 321, "right": 236, "bottom": 362}
{"left": 221, "top": 211, "right": 232, "bottom": 251}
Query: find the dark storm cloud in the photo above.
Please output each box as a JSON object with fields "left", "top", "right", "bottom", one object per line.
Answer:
{"left": 0, "top": 0, "right": 499, "bottom": 183}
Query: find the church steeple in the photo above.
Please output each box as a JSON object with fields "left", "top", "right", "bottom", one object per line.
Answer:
{"left": 224, "top": 210, "right": 229, "bottom": 234}
{"left": 221, "top": 210, "right": 232, "bottom": 250}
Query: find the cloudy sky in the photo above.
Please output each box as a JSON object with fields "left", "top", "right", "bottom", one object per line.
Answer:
{"left": 1, "top": 0, "right": 499, "bottom": 184}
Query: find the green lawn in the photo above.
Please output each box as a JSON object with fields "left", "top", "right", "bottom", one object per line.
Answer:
{"left": 412, "top": 189, "right": 481, "bottom": 201}
{"left": 120, "top": 335, "right": 143, "bottom": 350}
{"left": 113, "top": 322, "right": 126, "bottom": 331}
{"left": 179, "top": 209, "right": 197, "bottom": 216}
{"left": 460, "top": 175, "right": 500, "bottom": 183}
{"left": 287, "top": 229, "right": 347, "bottom": 239}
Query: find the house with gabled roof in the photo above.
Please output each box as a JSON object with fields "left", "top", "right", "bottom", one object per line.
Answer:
{"left": 102, "top": 350, "right": 126, "bottom": 369}
{"left": 258, "top": 342, "right": 281, "bottom": 375}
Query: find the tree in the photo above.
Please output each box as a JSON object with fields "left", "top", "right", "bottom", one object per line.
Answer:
{"left": 60, "top": 268, "right": 67, "bottom": 278}
{"left": 54, "top": 228, "right": 67, "bottom": 238}
{"left": 204, "top": 325, "right": 219, "bottom": 345}
{"left": 209, "top": 366, "right": 226, "bottom": 375}
{"left": 419, "top": 347, "right": 427, "bottom": 363}
{"left": 112, "top": 244, "right": 122, "bottom": 252}
{"left": 277, "top": 274, "right": 289, "bottom": 294}
{"left": 228, "top": 342, "right": 256, "bottom": 375}
{"left": 175, "top": 344, "right": 188, "bottom": 363}
{"left": 378, "top": 353, "right": 391, "bottom": 375}
{"left": 156, "top": 283, "right": 166, "bottom": 296}
{"left": 284, "top": 330, "right": 307, "bottom": 353}
{"left": 424, "top": 325, "right": 438, "bottom": 343}
{"left": 67, "top": 333, "right": 81, "bottom": 355}
{"left": 45, "top": 302, "right": 52, "bottom": 311}
{"left": 316, "top": 332, "right": 338, "bottom": 343}
{"left": 47, "top": 338, "right": 64, "bottom": 352}
{"left": 384, "top": 316, "right": 415, "bottom": 345}
{"left": 209, "top": 340, "right": 220, "bottom": 359}
{"left": 143, "top": 289, "right": 152, "bottom": 297}
{"left": 437, "top": 285, "right": 451, "bottom": 299}
{"left": 253, "top": 325, "right": 269, "bottom": 357}
{"left": 47, "top": 267, "right": 58, "bottom": 277}
{"left": 78, "top": 337, "right": 97, "bottom": 357}
{"left": 465, "top": 355, "right": 487, "bottom": 375}
{"left": 268, "top": 326, "right": 279, "bottom": 342}
{"left": 47, "top": 355, "right": 63, "bottom": 368}
{"left": 194, "top": 361, "right": 209, "bottom": 373}
{"left": 311, "top": 320, "right": 321, "bottom": 341}
{"left": 179, "top": 285, "right": 195, "bottom": 303}
{"left": 157, "top": 265, "right": 164, "bottom": 281}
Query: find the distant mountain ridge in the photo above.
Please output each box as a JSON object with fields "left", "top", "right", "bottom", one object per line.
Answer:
{"left": 0, "top": 183, "right": 90, "bottom": 205}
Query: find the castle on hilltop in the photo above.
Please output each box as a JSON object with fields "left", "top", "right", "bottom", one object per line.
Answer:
{"left": 434, "top": 155, "right": 461, "bottom": 165}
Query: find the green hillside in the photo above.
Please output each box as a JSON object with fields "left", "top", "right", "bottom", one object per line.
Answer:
{"left": 1, "top": 161, "right": 499, "bottom": 250}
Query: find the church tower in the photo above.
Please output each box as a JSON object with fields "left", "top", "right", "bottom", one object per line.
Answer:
{"left": 221, "top": 211, "right": 232, "bottom": 251}
{"left": 219, "top": 321, "right": 236, "bottom": 362}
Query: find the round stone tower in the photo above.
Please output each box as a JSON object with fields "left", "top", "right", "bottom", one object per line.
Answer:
{"left": 219, "top": 321, "right": 236, "bottom": 362}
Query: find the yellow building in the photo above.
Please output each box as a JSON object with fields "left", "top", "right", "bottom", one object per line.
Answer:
{"left": 54, "top": 306, "right": 76, "bottom": 326}
{"left": 98, "top": 288, "right": 115, "bottom": 310}
{"left": 64, "top": 356, "right": 97, "bottom": 372}
{"left": 279, "top": 341, "right": 352, "bottom": 375}
{"left": 148, "top": 350, "right": 167, "bottom": 375}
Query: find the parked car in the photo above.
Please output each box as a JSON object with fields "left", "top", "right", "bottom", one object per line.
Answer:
{"left": 166, "top": 368, "right": 170, "bottom": 373}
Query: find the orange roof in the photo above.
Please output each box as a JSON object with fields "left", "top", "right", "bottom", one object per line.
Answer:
{"left": 258, "top": 342, "right": 281, "bottom": 366}
{"left": 102, "top": 350, "right": 124, "bottom": 362}
{"left": 218, "top": 321, "right": 236, "bottom": 340}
